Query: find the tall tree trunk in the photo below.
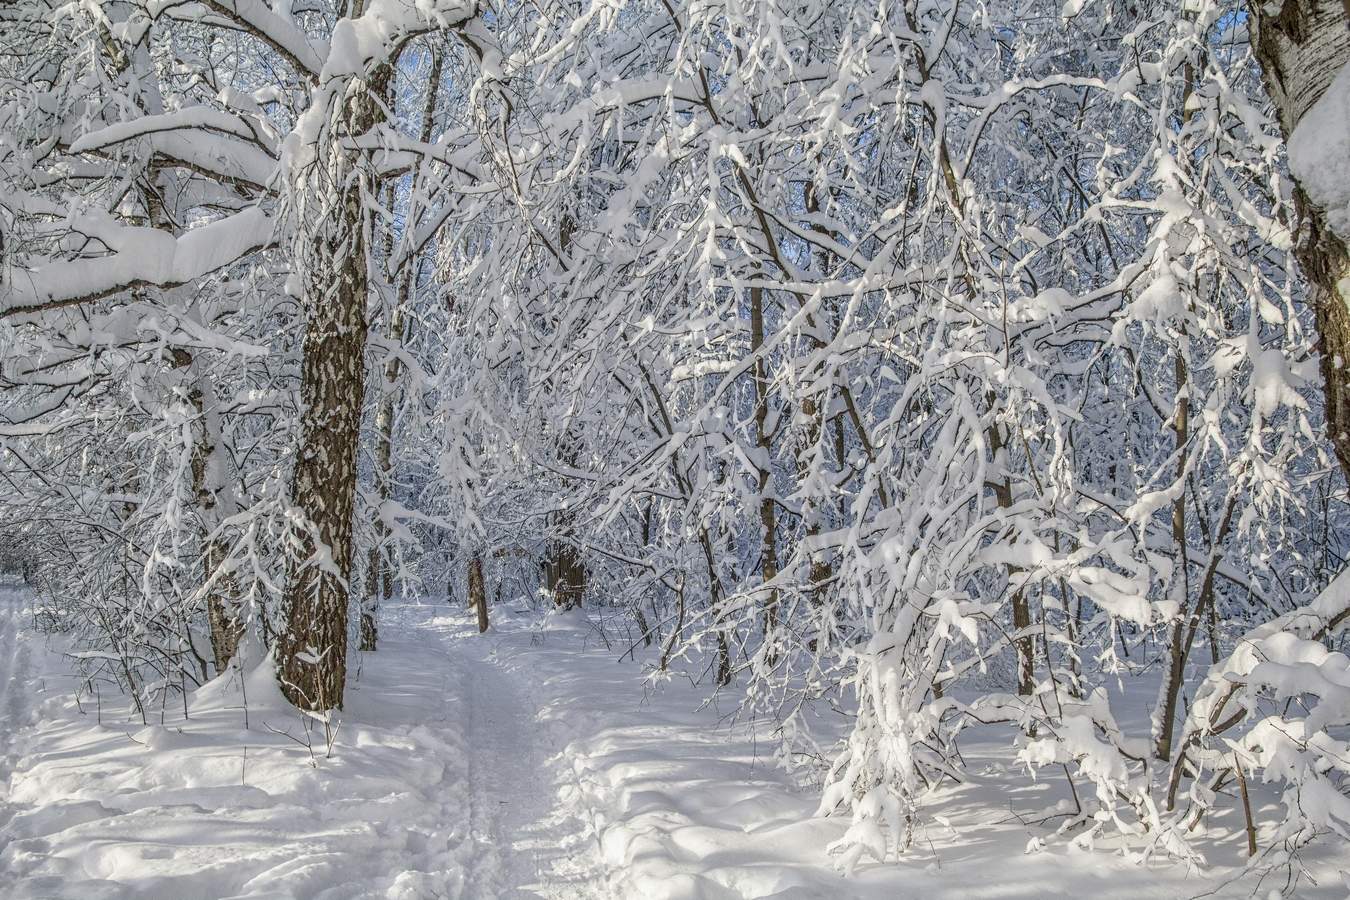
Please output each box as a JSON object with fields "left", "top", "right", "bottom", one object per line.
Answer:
{"left": 190, "top": 376, "right": 243, "bottom": 673}
{"left": 360, "top": 48, "right": 442, "bottom": 651}
{"left": 277, "top": 222, "right": 369, "bottom": 709}
{"left": 1151, "top": 33, "right": 1205, "bottom": 761}
{"left": 1155, "top": 346, "right": 1192, "bottom": 761}
{"left": 749, "top": 285, "right": 780, "bottom": 652}
{"left": 1250, "top": 1, "right": 1350, "bottom": 481}
{"left": 360, "top": 229, "right": 400, "bottom": 653}
{"left": 989, "top": 421, "right": 1034, "bottom": 696}
{"left": 277, "top": 61, "right": 389, "bottom": 712}
{"left": 159, "top": 215, "right": 240, "bottom": 674}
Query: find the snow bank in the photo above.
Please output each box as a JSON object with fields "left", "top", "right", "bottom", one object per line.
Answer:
{"left": 1, "top": 605, "right": 472, "bottom": 899}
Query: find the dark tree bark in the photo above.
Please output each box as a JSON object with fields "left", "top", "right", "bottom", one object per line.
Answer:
{"left": 277, "top": 64, "right": 389, "bottom": 711}
{"left": 988, "top": 421, "right": 1035, "bottom": 696}
{"left": 276, "top": 232, "right": 369, "bottom": 708}
{"left": 469, "top": 553, "right": 488, "bottom": 633}
{"left": 545, "top": 541, "right": 586, "bottom": 610}
{"left": 1250, "top": 1, "right": 1350, "bottom": 480}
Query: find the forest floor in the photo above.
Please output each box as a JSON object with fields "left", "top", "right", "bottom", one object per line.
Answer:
{"left": 1, "top": 587, "right": 1347, "bottom": 898}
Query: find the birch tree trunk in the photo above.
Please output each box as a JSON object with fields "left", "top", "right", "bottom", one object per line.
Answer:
{"left": 189, "top": 373, "right": 243, "bottom": 674}
{"left": 277, "top": 63, "right": 390, "bottom": 712}
{"left": 1250, "top": 1, "right": 1350, "bottom": 479}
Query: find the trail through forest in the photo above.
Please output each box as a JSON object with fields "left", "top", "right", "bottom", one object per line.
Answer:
{"left": 6, "top": 0, "right": 1350, "bottom": 896}
{"left": 425, "top": 610, "right": 609, "bottom": 899}
{"left": 0, "top": 594, "right": 612, "bottom": 899}
{"left": 4, "top": 590, "right": 1350, "bottom": 898}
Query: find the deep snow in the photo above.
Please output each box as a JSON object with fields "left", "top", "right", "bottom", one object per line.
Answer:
{"left": 1, "top": 591, "right": 1348, "bottom": 898}
{"left": 0, "top": 595, "right": 609, "bottom": 899}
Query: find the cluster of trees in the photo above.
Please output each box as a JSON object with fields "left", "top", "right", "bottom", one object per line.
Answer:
{"left": 3, "top": 0, "right": 1350, "bottom": 877}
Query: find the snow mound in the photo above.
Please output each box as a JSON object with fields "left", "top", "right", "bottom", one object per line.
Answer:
{"left": 0, "top": 608, "right": 471, "bottom": 900}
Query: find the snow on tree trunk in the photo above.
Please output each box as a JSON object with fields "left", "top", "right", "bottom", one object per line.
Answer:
{"left": 277, "top": 62, "right": 389, "bottom": 711}
{"left": 277, "top": 239, "right": 370, "bottom": 707}
{"left": 1251, "top": 1, "right": 1350, "bottom": 479}
{"left": 189, "top": 376, "right": 244, "bottom": 674}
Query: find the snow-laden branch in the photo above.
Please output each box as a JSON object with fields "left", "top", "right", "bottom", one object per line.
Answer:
{"left": 1, "top": 208, "right": 274, "bottom": 318}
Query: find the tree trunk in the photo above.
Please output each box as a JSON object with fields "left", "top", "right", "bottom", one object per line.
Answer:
{"left": 469, "top": 553, "right": 488, "bottom": 633}
{"left": 699, "top": 526, "right": 733, "bottom": 686}
{"left": 359, "top": 553, "right": 379, "bottom": 652}
{"left": 360, "top": 48, "right": 441, "bottom": 652}
{"left": 192, "top": 387, "right": 242, "bottom": 674}
{"left": 359, "top": 249, "right": 402, "bottom": 653}
{"left": 277, "top": 62, "right": 389, "bottom": 712}
{"left": 545, "top": 541, "right": 586, "bottom": 610}
{"left": 171, "top": 349, "right": 242, "bottom": 676}
{"left": 1155, "top": 346, "right": 1192, "bottom": 761}
{"left": 989, "top": 421, "right": 1034, "bottom": 696}
{"left": 277, "top": 238, "right": 368, "bottom": 709}
{"left": 1250, "top": 1, "right": 1350, "bottom": 481}
{"left": 749, "top": 286, "right": 780, "bottom": 650}
{"left": 156, "top": 171, "right": 241, "bottom": 676}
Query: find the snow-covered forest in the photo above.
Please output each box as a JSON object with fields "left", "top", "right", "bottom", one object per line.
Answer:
{"left": 2, "top": 0, "right": 1350, "bottom": 895}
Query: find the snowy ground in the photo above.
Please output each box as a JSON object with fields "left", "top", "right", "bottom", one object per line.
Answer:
{"left": 0, "top": 589, "right": 1347, "bottom": 898}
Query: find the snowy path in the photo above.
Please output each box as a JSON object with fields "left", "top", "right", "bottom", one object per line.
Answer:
{"left": 0, "top": 599, "right": 612, "bottom": 900}
{"left": 424, "top": 612, "right": 609, "bottom": 900}
{"left": 0, "top": 592, "right": 36, "bottom": 832}
{"left": 4, "top": 596, "right": 1339, "bottom": 898}
{"left": 463, "top": 639, "right": 553, "bottom": 896}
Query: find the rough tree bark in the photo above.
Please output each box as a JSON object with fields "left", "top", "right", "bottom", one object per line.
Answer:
{"left": 545, "top": 541, "right": 587, "bottom": 610}
{"left": 277, "top": 61, "right": 390, "bottom": 711}
{"left": 468, "top": 553, "right": 488, "bottom": 633}
{"left": 1250, "top": 1, "right": 1350, "bottom": 480}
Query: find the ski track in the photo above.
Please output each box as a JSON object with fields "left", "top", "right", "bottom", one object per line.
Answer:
{"left": 421, "top": 609, "right": 610, "bottom": 900}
